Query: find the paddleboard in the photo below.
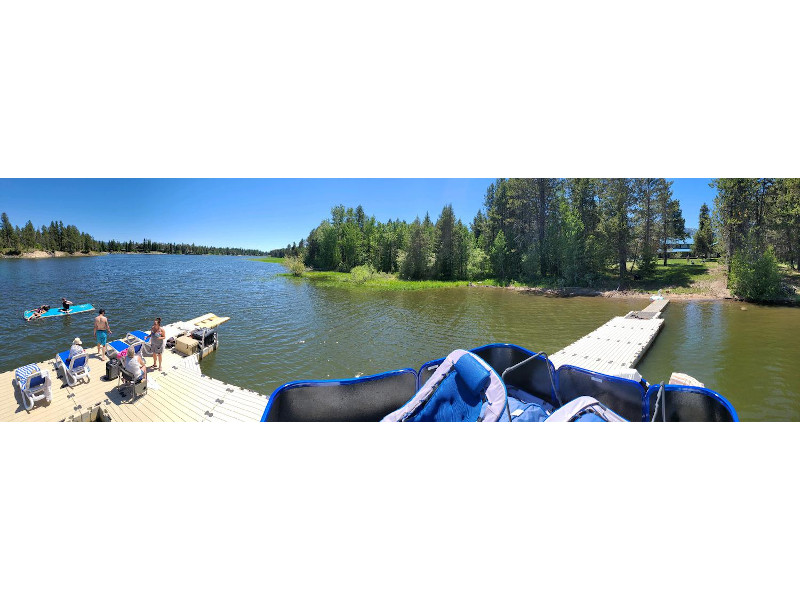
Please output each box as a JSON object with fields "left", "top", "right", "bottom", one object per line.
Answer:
{"left": 24, "top": 303, "right": 95, "bottom": 321}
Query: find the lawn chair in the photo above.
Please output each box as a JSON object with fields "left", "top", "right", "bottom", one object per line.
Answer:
{"left": 14, "top": 364, "right": 53, "bottom": 410}
{"left": 117, "top": 360, "right": 147, "bottom": 401}
{"left": 382, "top": 349, "right": 507, "bottom": 422}
{"left": 55, "top": 350, "right": 91, "bottom": 387}
{"left": 107, "top": 339, "right": 144, "bottom": 360}
{"left": 125, "top": 331, "right": 152, "bottom": 356}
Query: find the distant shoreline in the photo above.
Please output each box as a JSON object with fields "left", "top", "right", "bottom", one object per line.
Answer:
{"left": 1, "top": 251, "right": 265, "bottom": 259}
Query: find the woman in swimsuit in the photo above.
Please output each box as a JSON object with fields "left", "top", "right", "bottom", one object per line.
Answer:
{"left": 150, "top": 317, "right": 166, "bottom": 371}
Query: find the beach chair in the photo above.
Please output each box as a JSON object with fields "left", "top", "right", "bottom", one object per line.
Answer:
{"left": 382, "top": 349, "right": 507, "bottom": 422}
{"left": 55, "top": 350, "right": 91, "bottom": 387}
{"left": 107, "top": 339, "right": 144, "bottom": 360}
{"left": 117, "top": 361, "right": 147, "bottom": 401}
{"left": 125, "top": 331, "right": 152, "bottom": 356}
{"left": 14, "top": 364, "right": 53, "bottom": 410}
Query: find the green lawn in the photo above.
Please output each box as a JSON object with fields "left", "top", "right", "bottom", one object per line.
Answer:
{"left": 606, "top": 258, "right": 724, "bottom": 294}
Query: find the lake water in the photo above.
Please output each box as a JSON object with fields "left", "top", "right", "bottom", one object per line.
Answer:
{"left": 1, "top": 254, "right": 798, "bottom": 420}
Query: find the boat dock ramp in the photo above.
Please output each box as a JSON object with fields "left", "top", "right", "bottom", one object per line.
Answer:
{"left": 2, "top": 299, "right": 671, "bottom": 421}
{"left": 549, "top": 298, "right": 669, "bottom": 374}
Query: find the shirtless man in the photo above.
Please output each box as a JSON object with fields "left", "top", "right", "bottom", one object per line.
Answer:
{"left": 93, "top": 308, "right": 112, "bottom": 361}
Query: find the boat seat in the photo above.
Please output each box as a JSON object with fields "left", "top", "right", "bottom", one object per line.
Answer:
{"left": 556, "top": 365, "right": 646, "bottom": 422}
{"left": 264, "top": 369, "right": 418, "bottom": 422}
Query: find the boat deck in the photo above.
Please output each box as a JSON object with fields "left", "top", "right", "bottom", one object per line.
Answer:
{"left": 550, "top": 298, "right": 669, "bottom": 373}
{"left": 0, "top": 320, "right": 266, "bottom": 422}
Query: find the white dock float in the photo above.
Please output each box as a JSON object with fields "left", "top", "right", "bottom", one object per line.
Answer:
{"left": 0, "top": 315, "right": 267, "bottom": 422}
{"left": 550, "top": 299, "right": 669, "bottom": 374}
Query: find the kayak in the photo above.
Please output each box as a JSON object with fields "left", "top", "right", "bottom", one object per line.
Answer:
{"left": 24, "top": 303, "right": 95, "bottom": 321}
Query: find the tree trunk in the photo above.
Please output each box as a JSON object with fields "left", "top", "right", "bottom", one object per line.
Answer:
{"left": 537, "top": 179, "right": 546, "bottom": 277}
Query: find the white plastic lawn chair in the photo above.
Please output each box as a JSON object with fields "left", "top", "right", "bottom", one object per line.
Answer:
{"left": 14, "top": 364, "right": 53, "bottom": 410}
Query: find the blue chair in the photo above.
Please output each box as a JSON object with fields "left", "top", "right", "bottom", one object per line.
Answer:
{"left": 55, "top": 351, "right": 90, "bottom": 387}
{"left": 14, "top": 364, "right": 53, "bottom": 410}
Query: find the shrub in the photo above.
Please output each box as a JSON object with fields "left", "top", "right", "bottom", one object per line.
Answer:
{"left": 350, "top": 264, "right": 377, "bottom": 284}
{"left": 729, "top": 247, "right": 783, "bottom": 302}
{"left": 283, "top": 255, "right": 306, "bottom": 276}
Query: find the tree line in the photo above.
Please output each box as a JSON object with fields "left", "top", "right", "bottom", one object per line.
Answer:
{"left": 272, "top": 179, "right": 693, "bottom": 286}
{"left": 0, "top": 213, "right": 267, "bottom": 256}
{"left": 711, "top": 178, "right": 800, "bottom": 300}
{"left": 271, "top": 178, "right": 799, "bottom": 301}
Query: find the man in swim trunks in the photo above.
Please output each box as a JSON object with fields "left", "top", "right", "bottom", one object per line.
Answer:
{"left": 93, "top": 308, "right": 112, "bottom": 361}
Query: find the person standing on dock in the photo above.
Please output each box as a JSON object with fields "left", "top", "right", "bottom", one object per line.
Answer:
{"left": 93, "top": 308, "right": 112, "bottom": 361}
{"left": 150, "top": 317, "right": 165, "bottom": 372}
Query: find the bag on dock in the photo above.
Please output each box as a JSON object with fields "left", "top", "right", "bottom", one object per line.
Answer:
{"left": 105, "top": 358, "right": 120, "bottom": 381}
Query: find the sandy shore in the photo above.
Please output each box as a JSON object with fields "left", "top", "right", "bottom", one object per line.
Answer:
{"left": 1, "top": 251, "right": 106, "bottom": 259}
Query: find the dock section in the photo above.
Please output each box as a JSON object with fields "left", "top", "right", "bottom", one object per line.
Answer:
{"left": 550, "top": 298, "right": 669, "bottom": 374}
{"left": 0, "top": 316, "right": 266, "bottom": 422}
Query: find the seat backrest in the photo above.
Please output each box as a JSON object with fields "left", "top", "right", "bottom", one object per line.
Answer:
{"left": 556, "top": 365, "right": 646, "bottom": 422}
{"left": 69, "top": 354, "right": 87, "bottom": 370}
{"left": 28, "top": 374, "right": 46, "bottom": 389}
{"left": 645, "top": 385, "right": 738, "bottom": 422}
{"left": 418, "top": 343, "right": 535, "bottom": 388}
{"left": 263, "top": 369, "right": 418, "bottom": 422}
{"left": 501, "top": 353, "right": 558, "bottom": 406}
{"left": 386, "top": 350, "right": 506, "bottom": 422}
{"left": 545, "top": 396, "right": 628, "bottom": 422}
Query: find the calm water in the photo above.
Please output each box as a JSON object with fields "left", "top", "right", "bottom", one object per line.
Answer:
{"left": 1, "top": 255, "right": 798, "bottom": 420}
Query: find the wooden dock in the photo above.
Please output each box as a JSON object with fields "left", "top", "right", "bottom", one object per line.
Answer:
{"left": 0, "top": 316, "right": 267, "bottom": 422}
{"left": 550, "top": 298, "right": 669, "bottom": 374}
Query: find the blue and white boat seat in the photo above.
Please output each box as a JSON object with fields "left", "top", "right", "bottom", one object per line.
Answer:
{"left": 545, "top": 396, "right": 627, "bottom": 422}
{"left": 382, "top": 349, "right": 507, "bottom": 422}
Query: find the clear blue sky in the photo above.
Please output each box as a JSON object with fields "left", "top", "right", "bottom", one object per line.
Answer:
{"left": 0, "top": 178, "right": 715, "bottom": 250}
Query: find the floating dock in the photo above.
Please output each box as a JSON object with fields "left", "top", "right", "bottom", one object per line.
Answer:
{"left": 550, "top": 298, "right": 669, "bottom": 373}
{"left": 0, "top": 315, "right": 266, "bottom": 422}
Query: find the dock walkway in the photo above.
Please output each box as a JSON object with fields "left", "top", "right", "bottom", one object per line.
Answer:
{"left": 549, "top": 298, "right": 669, "bottom": 374}
{"left": 0, "top": 317, "right": 267, "bottom": 422}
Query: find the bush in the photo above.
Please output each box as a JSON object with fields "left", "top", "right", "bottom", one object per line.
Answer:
{"left": 350, "top": 264, "right": 377, "bottom": 284}
{"left": 729, "top": 247, "right": 783, "bottom": 302}
{"left": 283, "top": 255, "right": 306, "bottom": 276}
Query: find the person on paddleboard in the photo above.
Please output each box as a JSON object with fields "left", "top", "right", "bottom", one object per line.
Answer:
{"left": 93, "top": 308, "right": 112, "bottom": 361}
{"left": 60, "top": 298, "right": 74, "bottom": 313}
{"left": 26, "top": 304, "right": 50, "bottom": 321}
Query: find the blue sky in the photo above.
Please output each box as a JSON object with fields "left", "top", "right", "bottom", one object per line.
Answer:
{"left": 0, "top": 178, "right": 715, "bottom": 251}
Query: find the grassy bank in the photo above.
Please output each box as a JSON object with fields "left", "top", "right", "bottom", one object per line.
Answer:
{"left": 250, "top": 257, "right": 285, "bottom": 263}
{"left": 281, "top": 269, "right": 472, "bottom": 290}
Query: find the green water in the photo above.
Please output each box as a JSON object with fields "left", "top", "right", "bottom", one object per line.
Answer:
{"left": 2, "top": 255, "right": 798, "bottom": 420}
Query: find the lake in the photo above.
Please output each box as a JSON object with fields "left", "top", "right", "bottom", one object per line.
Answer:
{"left": 1, "top": 254, "right": 798, "bottom": 420}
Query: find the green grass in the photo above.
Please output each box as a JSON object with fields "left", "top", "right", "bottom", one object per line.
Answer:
{"left": 604, "top": 258, "right": 724, "bottom": 294}
{"left": 280, "top": 270, "right": 472, "bottom": 290}
{"left": 250, "top": 257, "right": 285, "bottom": 263}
